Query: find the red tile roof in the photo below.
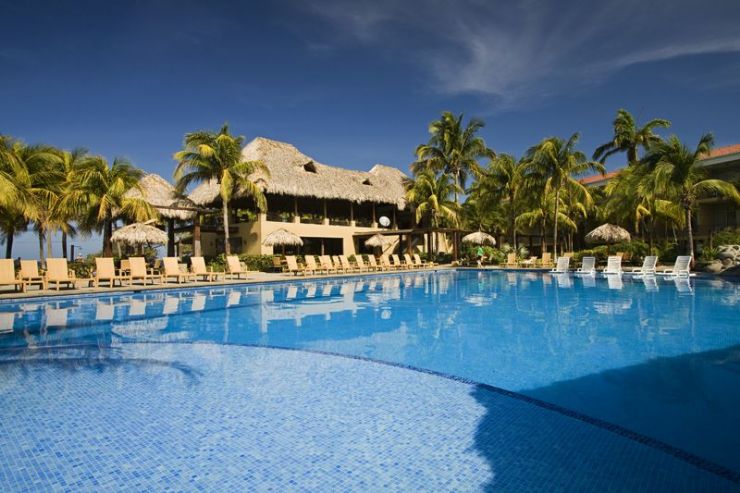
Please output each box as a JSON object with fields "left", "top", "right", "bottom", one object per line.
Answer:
{"left": 580, "top": 171, "right": 619, "bottom": 185}
{"left": 704, "top": 144, "right": 740, "bottom": 159}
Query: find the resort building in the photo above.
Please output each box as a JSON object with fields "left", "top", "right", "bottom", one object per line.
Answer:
{"left": 581, "top": 144, "right": 740, "bottom": 248}
{"left": 183, "top": 137, "right": 439, "bottom": 257}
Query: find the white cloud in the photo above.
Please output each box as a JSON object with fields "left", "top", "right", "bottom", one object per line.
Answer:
{"left": 294, "top": 0, "right": 740, "bottom": 106}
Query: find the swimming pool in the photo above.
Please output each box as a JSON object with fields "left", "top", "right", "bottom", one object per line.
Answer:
{"left": 1, "top": 270, "right": 739, "bottom": 491}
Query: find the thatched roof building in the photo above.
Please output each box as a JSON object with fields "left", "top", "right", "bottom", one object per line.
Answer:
{"left": 188, "top": 137, "right": 407, "bottom": 210}
{"left": 126, "top": 173, "right": 194, "bottom": 220}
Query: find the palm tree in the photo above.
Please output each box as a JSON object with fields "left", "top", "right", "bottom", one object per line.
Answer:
{"left": 54, "top": 148, "right": 88, "bottom": 259}
{"left": 516, "top": 182, "right": 577, "bottom": 255}
{"left": 412, "top": 112, "right": 494, "bottom": 204}
{"left": 0, "top": 207, "right": 27, "bottom": 258}
{"left": 603, "top": 164, "right": 683, "bottom": 251}
{"left": 524, "top": 133, "right": 604, "bottom": 256}
{"left": 642, "top": 134, "right": 740, "bottom": 259}
{"left": 472, "top": 154, "right": 528, "bottom": 248}
{"left": 61, "top": 156, "right": 154, "bottom": 256}
{"left": 174, "top": 124, "right": 268, "bottom": 255}
{"left": 14, "top": 143, "right": 64, "bottom": 261}
{"left": 593, "top": 109, "right": 670, "bottom": 164}
{"left": 405, "top": 170, "right": 461, "bottom": 254}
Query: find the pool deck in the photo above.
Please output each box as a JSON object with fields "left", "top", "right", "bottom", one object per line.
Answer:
{"left": 0, "top": 266, "right": 457, "bottom": 300}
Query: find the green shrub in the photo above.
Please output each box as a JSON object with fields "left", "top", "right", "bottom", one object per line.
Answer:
{"left": 69, "top": 259, "right": 95, "bottom": 278}
{"left": 611, "top": 240, "right": 649, "bottom": 263}
{"left": 700, "top": 247, "right": 718, "bottom": 262}
{"left": 656, "top": 241, "right": 679, "bottom": 263}
{"left": 206, "top": 254, "right": 277, "bottom": 272}
{"left": 712, "top": 227, "right": 740, "bottom": 246}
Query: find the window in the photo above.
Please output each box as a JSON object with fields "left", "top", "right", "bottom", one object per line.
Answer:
{"left": 303, "top": 161, "right": 317, "bottom": 173}
{"left": 362, "top": 178, "right": 372, "bottom": 186}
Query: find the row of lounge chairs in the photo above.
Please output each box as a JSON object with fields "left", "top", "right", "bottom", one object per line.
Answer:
{"left": 283, "top": 254, "right": 433, "bottom": 276}
{"left": 0, "top": 255, "right": 252, "bottom": 292}
{"left": 552, "top": 255, "right": 693, "bottom": 277}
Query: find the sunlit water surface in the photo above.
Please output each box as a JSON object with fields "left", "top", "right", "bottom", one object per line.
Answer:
{"left": 1, "top": 270, "right": 739, "bottom": 473}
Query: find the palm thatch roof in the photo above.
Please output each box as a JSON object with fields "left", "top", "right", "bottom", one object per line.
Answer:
{"left": 111, "top": 222, "right": 168, "bottom": 245}
{"left": 461, "top": 231, "right": 496, "bottom": 245}
{"left": 364, "top": 234, "right": 393, "bottom": 247}
{"left": 188, "top": 137, "right": 407, "bottom": 209}
{"left": 585, "top": 224, "right": 631, "bottom": 244}
{"left": 262, "top": 228, "right": 303, "bottom": 247}
{"left": 125, "top": 174, "right": 195, "bottom": 220}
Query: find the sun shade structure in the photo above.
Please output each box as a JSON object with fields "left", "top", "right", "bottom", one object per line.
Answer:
{"left": 188, "top": 137, "right": 407, "bottom": 209}
{"left": 124, "top": 173, "right": 195, "bottom": 220}
{"left": 262, "top": 228, "right": 304, "bottom": 247}
{"left": 461, "top": 231, "right": 496, "bottom": 246}
{"left": 111, "top": 222, "right": 168, "bottom": 246}
{"left": 364, "top": 234, "right": 393, "bottom": 248}
{"left": 585, "top": 224, "right": 631, "bottom": 245}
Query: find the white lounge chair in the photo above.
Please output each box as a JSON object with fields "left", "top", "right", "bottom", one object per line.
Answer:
{"left": 603, "top": 256, "right": 623, "bottom": 275}
{"left": 575, "top": 256, "right": 596, "bottom": 275}
{"left": 550, "top": 256, "right": 570, "bottom": 273}
{"left": 628, "top": 256, "right": 658, "bottom": 277}
{"left": 658, "top": 256, "right": 693, "bottom": 277}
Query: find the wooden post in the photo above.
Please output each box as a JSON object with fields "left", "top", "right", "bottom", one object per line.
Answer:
{"left": 167, "top": 218, "right": 176, "bottom": 257}
{"left": 406, "top": 233, "right": 412, "bottom": 254}
{"left": 193, "top": 214, "right": 202, "bottom": 257}
{"left": 293, "top": 197, "right": 298, "bottom": 220}
{"left": 392, "top": 208, "right": 396, "bottom": 229}
{"left": 372, "top": 204, "right": 376, "bottom": 225}
{"left": 350, "top": 202, "right": 354, "bottom": 224}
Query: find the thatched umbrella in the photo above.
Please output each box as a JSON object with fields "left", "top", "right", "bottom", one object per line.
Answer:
{"left": 125, "top": 174, "right": 196, "bottom": 256}
{"left": 364, "top": 233, "right": 393, "bottom": 256}
{"left": 461, "top": 231, "right": 496, "bottom": 246}
{"left": 111, "top": 222, "right": 168, "bottom": 246}
{"left": 585, "top": 224, "right": 631, "bottom": 245}
{"left": 262, "top": 228, "right": 303, "bottom": 254}
{"left": 365, "top": 234, "right": 393, "bottom": 248}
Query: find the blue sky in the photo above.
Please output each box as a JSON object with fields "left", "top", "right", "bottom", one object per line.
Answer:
{"left": 2, "top": 0, "right": 740, "bottom": 257}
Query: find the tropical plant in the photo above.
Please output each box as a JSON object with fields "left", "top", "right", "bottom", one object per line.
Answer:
{"left": 470, "top": 154, "right": 528, "bottom": 248}
{"left": 60, "top": 156, "right": 154, "bottom": 256}
{"left": 593, "top": 109, "right": 670, "bottom": 164}
{"left": 174, "top": 124, "right": 268, "bottom": 255}
{"left": 412, "top": 111, "right": 494, "bottom": 204}
{"left": 13, "top": 143, "right": 64, "bottom": 260}
{"left": 53, "top": 148, "right": 88, "bottom": 259}
{"left": 642, "top": 133, "right": 740, "bottom": 259}
{"left": 405, "top": 170, "right": 461, "bottom": 254}
{"left": 0, "top": 207, "right": 27, "bottom": 258}
{"left": 524, "top": 133, "right": 604, "bottom": 256}
{"left": 515, "top": 182, "right": 577, "bottom": 255}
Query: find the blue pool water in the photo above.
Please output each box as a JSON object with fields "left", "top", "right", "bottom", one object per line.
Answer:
{"left": 1, "top": 270, "right": 739, "bottom": 491}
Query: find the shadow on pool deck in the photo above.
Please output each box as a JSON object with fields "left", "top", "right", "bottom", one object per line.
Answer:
{"left": 472, "top": 344, "right": 740, "bottom": 491}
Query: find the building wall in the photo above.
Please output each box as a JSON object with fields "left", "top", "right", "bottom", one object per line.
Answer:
{"left": 198, "top": 213, "right": 455, "bottom": 257}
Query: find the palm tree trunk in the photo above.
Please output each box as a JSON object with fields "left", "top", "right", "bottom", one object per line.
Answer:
{"left": 509, "top": 196, "right": 516, "bottom": 248}
{"left": 628, "top": 147, "right": 638, "bottom": 164}
{"left": 540, "top": 221, "right": 546, "bottom": 254}
{"left": 167, "top": 219, "right": 176, "bottom": 257}
{"left": 222, "top": 201, "right": 231, "bottom": 255}
{"left": 38, "top": 230, "right": 45, "bottom": 262}
{"left": 686, "top": 207, "right": 694, "bottom": 260}
{"left": 46, "top": 229, "right": 53, "bottom": 258}
{"left": 5, "top": 231, "right": 13, "bottom": 259}
{"left": 553, "top": 187, "right": 560, "bottom": 258}
{"left": 102, "top": 219, "right": 113, "bottom": 257}
{"left": 62, "top": 232, "right": 68, "bottom": 260}
{"left": 193, "top": 214, "right": 202, "bottom": 257}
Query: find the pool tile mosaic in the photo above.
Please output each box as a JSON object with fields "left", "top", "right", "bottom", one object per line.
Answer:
{"left": 0, "top": 343, "right": 736, "bottom": 491}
